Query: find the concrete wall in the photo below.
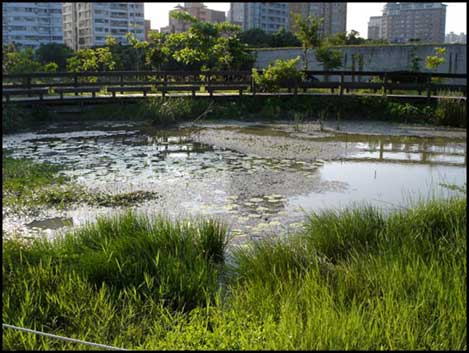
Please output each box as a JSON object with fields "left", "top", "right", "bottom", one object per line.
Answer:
{"left": 252, "top": 44, "right": 467, "bottom": 74}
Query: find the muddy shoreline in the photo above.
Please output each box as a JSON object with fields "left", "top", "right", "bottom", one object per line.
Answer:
{"left": 186, "top": 120, "right": 466, "bottom": 161}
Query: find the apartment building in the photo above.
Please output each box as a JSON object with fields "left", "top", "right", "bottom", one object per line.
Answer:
{"left": 162, "top": 3, "right": 225, "bottom": 34}
{"left": 2, "top": 2, "right": 63, "bottom": 49}
{"left": 236, "top": 3, "right": 289, "bottom": 33}
{"left": 161, "top": 5, "right": 188, "bottom": 34}
{"left": 445, "top": 32, "right": 466, "bottom": 44}
{"left": 310, "top": 3, "right": 346, "bottom": 38}
{"left": 367, "top": 16, "right": 383, "bottom": 40}
{"left": 230, "top": 3, "right": 347, "bottom": 36}
{"left": 185, "top": 3, "right": 225, "bottom": 23}
{"left": 63, "top": 2, "right": 145, "bottom": 51}
{"left": 378, "top": 2, "right": 446, "bottom": 43}
{"left": 228, "top": 3, "right": 244, "bottom": 27}
{"left": 144, "top": 19, "right": 151, "bottom": 41}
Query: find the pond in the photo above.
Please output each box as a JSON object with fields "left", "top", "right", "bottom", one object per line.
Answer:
{"left": 3, "top": 119, "right": 466, "bottom": 245}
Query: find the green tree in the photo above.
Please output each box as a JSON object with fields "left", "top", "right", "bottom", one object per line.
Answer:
{"left": 105, "top": 36, "right": 118, "bottom": 47}
{"left": 425, "top": 47, "right": 446, "bottom": 71}
{"left": 325, "top": 32, "right": 346, "bottom": 46}
{"left": 315, "top": 46, "right": 343, "bottom": 70}
{"left": 409, "top": 47, "right": 421, "bottom": 72}
{"left": 294, "top": 14, "right": 322, "bottom": 70}
{"left": 145, "top": 31, "right": 170, "bottom": 71}
{"left": 66, "top": 47, "right": 116, "bottom": 73}
{"left": 104, "top": 35, "right": 133, "bottom": 70}
{"left": 315, "top": 46, "right": 343, "bottom": 81}
{"left": 166, "top": 11, "right": 253, "bottom": 71}
{"left": 239, "top": 28, "right": 271, "bottom": 47}
{"left": 3, "top": 47, "right": 43, "bottom": 74}
{"left": 345, "top": 30, "right": 366, "bottom": 45}
{"left": 43, "top": 62, "right": 58, "bottom": 72}
{"left": 125, "top": 32, "right": 149, "bottom": 71}
{"left": 269, "top": 27, "right": 301, "bottom": 47}
{"left": 34, "top": 43, "right": 74, "bottom": 71}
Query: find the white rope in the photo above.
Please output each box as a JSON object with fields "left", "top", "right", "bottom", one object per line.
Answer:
{"left": 2, "top": 323, "right": 129, "bottom": 351}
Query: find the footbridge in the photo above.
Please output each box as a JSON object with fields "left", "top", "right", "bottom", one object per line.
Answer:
{"left": 3, "top": 70, "right": 466, "bottom": 106}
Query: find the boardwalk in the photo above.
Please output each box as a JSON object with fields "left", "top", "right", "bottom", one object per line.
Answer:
{"left": 3, "top": 70, "right": 466, "bottom": 106}
{"left": 3, "top": 91, "right": 465, "bottom": 106}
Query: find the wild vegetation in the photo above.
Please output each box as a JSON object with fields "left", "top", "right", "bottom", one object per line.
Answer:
{"left": 3, "top": 195, "right": 466, "bottom": 350}
{"left": 434, "top": 91, "right": 467, "bottom": 128}
{"left": 137, "top": 95, "right": 466, "bottom": 128}
{"left": 3, "top": 92, "right": 466, "bottom": 135}
{"left": 3, "top": 154, "right": 159, "bottom": 211}
{"left": 252, "top": 57, "right": 303, "bottom": 92}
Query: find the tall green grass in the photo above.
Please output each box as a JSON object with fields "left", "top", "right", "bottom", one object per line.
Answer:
{"left": 2, "top": 198, "right": 466, "bottom": 350}
{"left": 138, "top": 97, "right": 212, "bottom": 126}
{"left": 226, "top": 198, "right": 466, "bottom": 350}
{"left": 434, "top": 91, "right": 466, "bottom": 128}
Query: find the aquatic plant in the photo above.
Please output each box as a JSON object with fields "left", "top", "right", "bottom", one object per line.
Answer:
{"left": 3, "top": 156, "right": 160, "bottom": 211}
{"left": 292, "top": 112, "right": 306, "bottom": 132}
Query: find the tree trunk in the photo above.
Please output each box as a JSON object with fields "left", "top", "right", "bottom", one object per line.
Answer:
{"left": 303, "top": 47, "right": 308, "bottom": 71}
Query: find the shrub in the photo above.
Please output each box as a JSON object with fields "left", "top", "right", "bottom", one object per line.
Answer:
{"left": 433, "top": 93, "right": 466, "bottom": 128}
{"left": 2, "top": 103, "right": 28, "bottom": 133}
{"left": 252, "top": 57, "right": 302, "bottom": 92}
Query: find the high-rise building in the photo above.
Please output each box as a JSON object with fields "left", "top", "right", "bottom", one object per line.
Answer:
{"left": 161, "top": 5, "right": 188, "bottom": 34}
{"left": 63, "top": 3, "right": 145, "bottom": 51}
{"left": 2, "top": 2, "right": 63, "bottom": 49}
{"left": 379, "top": 3, "right": 446, "bottom": 43}
{"left": 228, "top": 3, "right": 244, "bottom": 27}
{"left": 144, "top": 19, "right": 151, "bottom": 41}
{"left": 289, "top": 3, "right": 346, "bottom": 37}
{"left": 241, "top": 3, "right": 289, "bottom": 33}
{"left": 445, "top": 32, "right": 466, "bottom": 44}
{"left": 367, "top": 16, "right": 383, "bottom": 40}
{"left": 163, "top": 3, "right": 225, "bottom": 34}
{"left": 184, "top": 3, "right": 225, "bottom": 23}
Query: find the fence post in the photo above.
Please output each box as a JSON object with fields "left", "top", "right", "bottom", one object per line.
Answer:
{"left": 382, "top": 73, "right": 387, "bottom": 97}
{"left": 162, "top": 74, "right": 167, "bottom": 99}
{"left": 26, "top": 76, "right": 32, "bottom": 97}
{"left": 251, "top": 74, "right": 256, "bottom": 96}
{"left": 426, "top": 74, "right": 432, "bottom": 102}
{"left": 207, "top": 72, "right": 211, "bottom": 97}
{"left": 74, "top": 75, "right": 78, "bottom": 96}
{"left": 339, "top": 72, "right": 344, "bottom": 96}
{"left": 120, "top": 74, "right": 124, "bottom": 95}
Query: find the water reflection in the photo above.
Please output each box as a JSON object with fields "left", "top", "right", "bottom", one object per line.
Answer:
{"left": 2, "top": 122, "right": 466, "bottom": 243}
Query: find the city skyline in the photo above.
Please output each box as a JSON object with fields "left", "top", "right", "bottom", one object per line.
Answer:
{"left": 144, "top": 2, "right": 467, "bottom": 38}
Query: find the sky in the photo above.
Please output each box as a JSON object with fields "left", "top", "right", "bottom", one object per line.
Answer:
{"left": 144, "top": 2, "right": 467, "bottom": 38}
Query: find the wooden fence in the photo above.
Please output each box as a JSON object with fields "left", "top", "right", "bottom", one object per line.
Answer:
{"left": 2, "top": 70, "right": 467, "bottom": 102}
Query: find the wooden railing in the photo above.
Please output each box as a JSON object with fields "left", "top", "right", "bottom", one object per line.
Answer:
{"left": 2, "top": 70, "right": 467, "bottom": 101}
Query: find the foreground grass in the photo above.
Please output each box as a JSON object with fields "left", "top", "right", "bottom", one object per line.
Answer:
{"left": 2, "top": 196, "right": 466, "bottom": 350}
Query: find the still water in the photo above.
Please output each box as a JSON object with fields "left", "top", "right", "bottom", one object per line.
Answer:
{"left": 3, "top": 120, "right": 466, "bottom": 243}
